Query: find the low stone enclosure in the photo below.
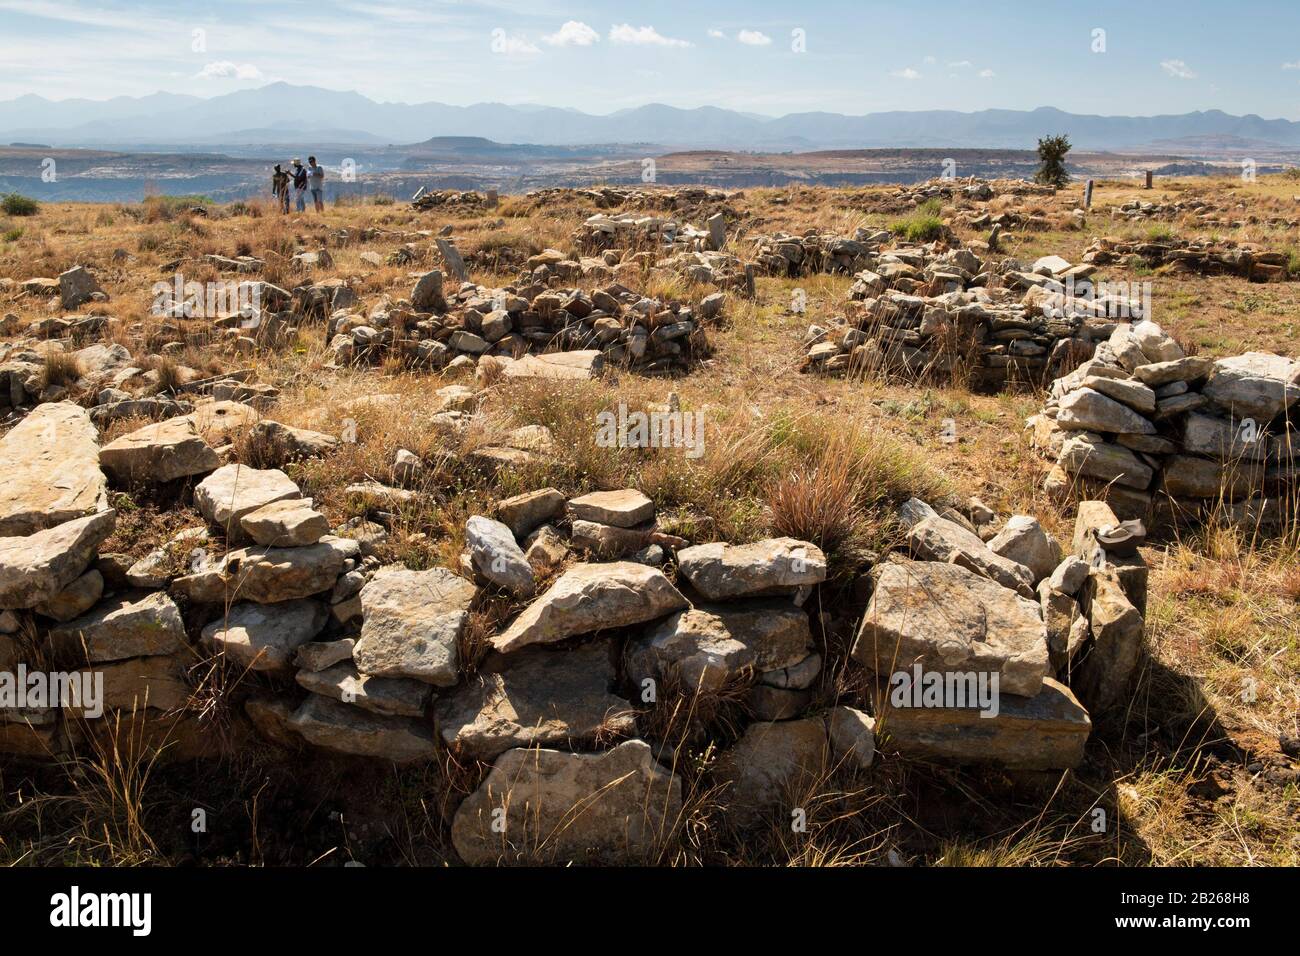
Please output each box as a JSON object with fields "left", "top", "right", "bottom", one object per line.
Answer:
{"left": 0, "top": 397, "right": 1150, "bottom": 864}
{"left": 1029, "top": 342, "right": 1298, "bottom": 528}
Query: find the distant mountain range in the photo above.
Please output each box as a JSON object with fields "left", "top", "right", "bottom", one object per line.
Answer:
{"left": 4, "top": 82, "right": 1300, "bottom": 152}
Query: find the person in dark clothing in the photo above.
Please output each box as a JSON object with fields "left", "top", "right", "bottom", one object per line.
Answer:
{"left": 291, "top": 158, "right": 308, "bottom": 213}
{"left": 271, "top": 164, "right": 290, "bottom": 213}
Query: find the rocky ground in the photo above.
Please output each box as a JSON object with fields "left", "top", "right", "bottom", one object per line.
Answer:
{"left": 0, "top": 176, "right": 1296, "bottom": 867}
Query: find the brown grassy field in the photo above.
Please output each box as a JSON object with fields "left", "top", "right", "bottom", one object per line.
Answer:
{"left": 0, "top": 178, "right": 1296, "bottom": 867}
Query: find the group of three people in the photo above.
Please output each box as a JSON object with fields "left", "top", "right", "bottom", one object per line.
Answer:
{"left": 272, "top": 156, "right": 325, "bottom": 213}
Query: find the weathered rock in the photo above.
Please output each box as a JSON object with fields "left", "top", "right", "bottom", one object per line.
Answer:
{"left": 987, "top": 515, "right": 1062, "bottom": 584}
{"left": 873, "top": 677, "right": 1090, "bottom": 770}
{"left": 0, "top": 510, "right": 115, "bottom": 609}
{"left": 411, "top": 270, "right": 444, "bottom": 311}
{"left": 201, "top": 599, "right": 328, "bottom": 674}
{"left": 906, "top": 516, "right": 1035, "bottom": 597}
{"left": 289, "top": 694, "right": 436, "bottom": 763}
{"left": 496, "top": 488, "right": 565, "bottom": 539}
{"left": 1057, "top": 387, "right": 1156, "bottom": 435}
{"left": 1047, "top": 555, "right": 1090, "bottom": 596}
{"left": 501, "top": 350, "right": 604, "bottom": 381}
{"left": 1131, "top": 356, "right": 1213, "bottom": 388}
{"left": 1057, "top": 434, "right": 1153, "bottom": 490}
{"left": 244, "top": 695, "right": 303, "bottom": 749}
{"left": 629, "top": 600, "right": 812, "bottom": 692}
{"left": 1080, "top": 375, "right": 1157, "bottom": 414}
{"left": 523, "top": 524, "right": 568, "bottom": 575}
{"left": 567, "top": 489, "right": 655, "bottom": 528}
{"left": 1072, "top": 567, "right": 1144, "bottom": 713}
{"left": 676, "top": 538, "right": 827, "bottom": 601}
{"left": 466, "top": 515, "right": 534, "bottom": 596}
{"left": 712, "top": 718, "right": 828, "bottom": 820}
{"left": 239, "top": 498, "right": 329, "bottom": 547}
{"left": 194, "top": 464, "right": 301, "bottom": 529}
{"left": 297, "top": 663, "right": 431, "bottom": 717}
{"left": 747, "top": 684, "right": 809, "bottom": 720}
{"left": 59, "top": 265, "right": 103, "bottom": 309}
{"left": 171, "top": 536, "right": 357, "bottom": 604}
{"left": 33, "top": 568, "right": 103, "bottom": 622}
{"left": 828, "top": 705, "right": 876, "bottom": 770}
{"left": 244, "top": 419, "right": 338, "bottom": 466}
{"left": 435, "top": 643, "right": 634, "bottom": 759}
{"left": 99, "top": 417, "right": 220, "bottom": 484}
{"left": 759, "top": 652, "right": 822, "bottom": 690}
{"left": 294, "top": 637, "right": 355, "bottom": 672}
{"left": 47, "top": 590, "right": 184, "bottom": 664}
{"left": 353, "top": 567, "right": 477, "bottom": 686}
{"left": 69, "top": 652, "right": 191, "bottom": 715}
{"left": 852, "top": 558, "right": 1049, "bottom": 698}
{"left": 451, "top": 739, "right": 681, "bottom": 865}
{"left": 1200, "top": 352, "right": 1299, "bottom": 421}
{"left": 0, "top": 402, "right": 108, "bottom": 536}
{"left": 493, "top": 562, "right": 687, "bottom": 654}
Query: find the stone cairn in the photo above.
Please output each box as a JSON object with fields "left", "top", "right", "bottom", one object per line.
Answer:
{"left": 1029, "top": 334, "right": 1298, "bottom": 526}
{"left": 2, "top": 395, "right": 1151, "bottom": 863}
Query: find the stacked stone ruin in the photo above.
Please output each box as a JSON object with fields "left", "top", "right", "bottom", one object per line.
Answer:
{"left": 801, "top": 249, "right": 1122, "bottom": 389}
{"left": 1082, "top": 235, "right": 1293, "bottom": 282}
{"left": 1, "top": 388, "right": 1150, "bottom": 862}
{"left": 749, "top": 229, "right": 885, "bottom": 276}
{"left": 1029, "top": 331, "right": 1298, "bottom": 526}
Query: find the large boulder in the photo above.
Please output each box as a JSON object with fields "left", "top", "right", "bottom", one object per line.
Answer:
{"left": 675, "top": 538, "right": 827, "bottom": 601}
{"left": 0, "top": 402, "right": 108, "bottom": 536}
{"left": 629, "top": 600, "right": 812, "bottom": 692}
{"left": 99, "top": 417, "right": 220, "bottom": 484}
{"left": 852, "top": 558, "right": 1050, "bottom": 698}
{"left": 492, "top": 562, "right": 687, "bottom": 654}
{"left": 434, "top": 643, "right": 634, "bottom": 759}
{"left": 0, "top": 510, "right": 115, "bottom": 609}
{"left": 352, "top": 567, "right": 477, "bottom": 686}
{"left": 451, "top": 739, "right": 681, "bottom": 865}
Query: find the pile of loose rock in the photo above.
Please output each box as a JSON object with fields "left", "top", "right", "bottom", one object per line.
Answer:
{"left": 411, "top": 190, "right": 490, "bottom": 211}
{"left": 1083, "top": 236, "right": 1293, "bottom": 282}
{"left": 325, "top": 270, "right": 726, "bottom": 375}
{"left": 1029, "top": 334, "right": 1298, "bottom": 524}
{"left": 749, "top": 228, "right": 887, "bottom": 276}
{"left": 802, "top": 249, "right": 1107, "bottom": 388}
{"left": 576, "top": 210, "right": 728, "bottom": 255}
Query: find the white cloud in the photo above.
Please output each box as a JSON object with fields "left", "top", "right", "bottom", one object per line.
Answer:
{"left": 948, "top": 60, "right": 972, "bottom": 68}
{"left": 978, "top": 68, "right": 995, "bottom": 78}
{"left": 922, "top": 54, "right": 936, "bottom": 65}
{"left": 737, "top": 29, "right": 772, "bottom": 46}
{"left": 609, "top": 24, "right": 691, "bottom": 48}
{"left": 707, "top": 29, "right": 725, "bottom": 39}
{"left": 1160, "top": 59, "right": 1196, "bottom": 79}
{"left": 197, "top": 61, "right": 264, "bottom": 80}
{"left": 891, "top": 67, "right": 921, "bottom": 80}
{"left": 491, "top": 31, "right": 540, "bottom": 56}
{"left": 543, "top": 20, "right": 599, "bottom": 47}
{"left": 1283, "top": 60, "right": 1300, "bottom": 70}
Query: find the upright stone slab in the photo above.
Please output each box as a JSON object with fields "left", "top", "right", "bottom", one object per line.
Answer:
{"left": 0, "top": 402, "right": 108, "bottom": 537}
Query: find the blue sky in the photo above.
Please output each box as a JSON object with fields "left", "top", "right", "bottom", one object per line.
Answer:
{"left": 2, "top": 0, "right": 1299, "bottom": 117}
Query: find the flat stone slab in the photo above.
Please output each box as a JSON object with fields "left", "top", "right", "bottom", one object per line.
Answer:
{"left": 872, "top": 677, "right": 1090, "bottom": 770}
{"left": 852, "top": 558, "right": 1050, "bottom": 698}
{"left": 99, "top": 417, "right": 220, "bottom": 484}
{"left": 0, "top": 402, "right": 108, "bottom": 536}
{"left": 906, "top": 516, "right": 1035, "bottom": 596}
{"left": 451, "top": 739, "right": 681, "bottom": 865}
{"left": 1057, "top": 434, "right": 1153, "bottom": 490}
{"left": 171, "top": 536, "right": 357, "bottom": 605}
{"left": 1056, "top": 387, "right": 1155, "bottom": 435}
{"left": 1201, "top": 351, "right": 1299, "bottom": 421}
{"left": 296, "top": 662, "right": 431, "bottom": 717}
{"left": 239, "top": 498, "right": 329, "bottom": 547}
{"left": 0, "top": 510, "right": 116, "bottom": 610}
{"left": 49, "top": 590, "right": 185, "bottom": 663}
{"left": 502, "top": 350, "right": 604, "bottom": 381}
{"left": 194, "top": 463, "right": 301, "bottom": 529}
{"left": 201, "top": 599, "right": 328, "bottom": 674}
{"left": 567, "top": 489, "right": 655, "bottom": 528}
{"left": 492, "top": 562, "right": 688, "bottom": 654}
{"left": 353, "top": 567, "right": 477, "bottom": 686}
{"left": 675, "top": 538, "right": 827, "bottom": 600}
{"left": 289, "top": 694, "right": 436, "bottom": 763}
{"left": 434, "top": 642, "right": 634, "bottom": 760}
{"left": 630, "top": 600, "right": 812, "bottom": 692}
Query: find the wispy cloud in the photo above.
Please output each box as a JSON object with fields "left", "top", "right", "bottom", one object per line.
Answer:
{"left": 1283, "top": 60, "right": 1300, "bottom": 70}
{"left": 707, "top": 28, "right": 725, "bottom": 39}
{"left": 197, "top": 61, "right": 264, "bottom": 80}
{"left": 543, "top": 20, "right": 599, "bottom": 47}
{"left": 491, "top": 30, "right": 540, "bottom": 56}
{"left": 737, "top": 29, "right": 771, "bottom": 46}
{"left": 891, "top": 67, "right": 921, "bottom": 80}
{"left": 609, "top": 24, "right": 691, "bottom": 48}
{"left": 978, "top": 68, "right": 995, "bottom": 79}
{"left": 1160, "top": 59, "right": 1196, "bottom": 79}
{"left": 948, "top": 59, "right": 972, "bottom": 68}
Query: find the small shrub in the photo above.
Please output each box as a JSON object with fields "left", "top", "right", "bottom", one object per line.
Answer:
{"left": 2, "top": 193, "right": 39, "bottom": 216}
